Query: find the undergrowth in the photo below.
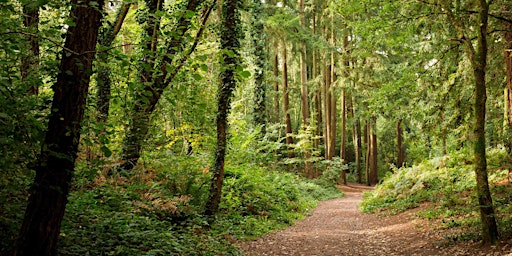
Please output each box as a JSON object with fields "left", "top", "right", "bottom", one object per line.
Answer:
{"left": 0, "top": 156, "right": 342, "bottom": 255}
{"left": 360, "top": 148, "right": 512, "bottom": 241}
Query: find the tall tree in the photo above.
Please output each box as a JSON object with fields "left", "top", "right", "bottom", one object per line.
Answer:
{"left": 119, "top": 0, "right": 208, "bottom": 171}
{"left": 14, "top": 0, "right": 104, "bottom": 254}
{"left": 299, "top": 0, "right": 312, "bottom": 174}
{"left": 439, "top": 0, "right": 498, "bottom": 244}
{"left": 251, "top": 0, "right": 267, "bottom": 134}
{"left": 282, "top": 39, "right": 295, "bottom": 158}
{"left": 205, "top": 0, "right": 241, "bottom": 215}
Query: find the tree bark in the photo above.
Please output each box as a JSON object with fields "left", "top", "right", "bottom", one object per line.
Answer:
{"left": 205, "top": 0, "right": 240, "bottom": 215}
{"left": 369, "top": 116, "right": 378, "bottom": 185}
{"left": 14, "top": 1, "right": 104, "bottom": 255}
{"left": 397, "top": 119, "right": 404, "bottom": 168}
{"left": 340, "top": 89, "right": 347, "bottom": 184}
{"left": 504, "top": 6, "right": 512, "bottom": 150}
{"left": 299, "top": 0, "right": 312, "bottom": 175}
{"left": 282, "top": 40, "right": 295, "bottom": 158}
{"left": 273, "top": 50, "right": 280, "bottom": 123}
{"left": 21, "top": 1, "right": 40, "bottom": 95}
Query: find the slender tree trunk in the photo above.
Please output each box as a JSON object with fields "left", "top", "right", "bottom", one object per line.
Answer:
{"left": 273, "top": 51, "right": 280, "bottom": 123}
{"left": 397, "top": 119, "right": 404, "bottom": 168}
{"left": 472, "top": 0, "right": 498, "bottom": 244}
{"left": 21, "top": 2, "right": 40, "bottom": 95}
{"left": 340, "top": 89, "right": 347, "bottom": 184}
{"left": 282, "top": 40, "right": 295, "bottom": 158}
{"left": 14, "top": 1, "right": 104, "bottom": 255}
{"left": 354, "top": 116, "right": 362, "bottom": 183}
{"left": 369, "top": 116, "right": 378, "bottom": 185}
{"left": 329, "top": 19, "right": 337, "bottom": 161}
{"left": 299, "top": 0, "right": 312, "bottom": 175}
{"left": 365, "top": 120, "right": 370, "bottom": 186}
{"left": 324, "top": 64, "right": 331, "bottom": 159}
{"left": 205, "top": 0, "right": 240, "bottom": 215}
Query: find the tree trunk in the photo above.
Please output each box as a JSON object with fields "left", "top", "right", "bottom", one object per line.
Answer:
{"left": 354, "top": 116, "right": 362, "bottom": 184}
{"left": 21, "top": 2, "right": 40, "bottom": 95}
{"left": 397, "top": 119, "right": 404, "bottom": 168}
{"left": 299, "top": 0, "right": 312, "bottom": 175}
{"left": 365, "top": 120, "right": 370, "bottom": 186}
{"left": 205, "top": 0, "right": 240, "bottom": 215}
{"left": 340, "top": 89, "right": 347, "bottom": 184}
{"left": 472, "top": 1, "right": 498, "bottom": 242}
{"left": 282, "top": 40, "right": 295, "bottom": 158}
{"left": 96, "top": 3, "right": 131, "bottom": 126}
{"left": 369, "top": 116, "right": 378, "bottom": 185}
{"left": 13, "top": 1, "right": 104, "bottom": 255}
{"left": 251, "top": 0, "right": 266, "bottom": 134}
{"left": 273, "top": 51, "right": 280, "bottom": 123}
{"left": 504, "top": 6, "right": 512, "bottom": 150}
{"left": 119, "top": 0, "right": 205, "bottom": 171}
{"left": 324, "top": 63, "right": 331, "bottom": 159}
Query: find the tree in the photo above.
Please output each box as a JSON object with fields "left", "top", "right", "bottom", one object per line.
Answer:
{"left": 96, "top": 2, "right": 132, "bottom": 128}
{"left": 14, "top": 0, "right": 104, "bottom": 254}
{"left": 119, "top": 0, "right": 207, "bottom": 171}
{"left": 20, "top": 0, "right": 40, "bottom": 95}
{"left": 439, "top": 0, "right": 498, "bottom": 244}
{"left": 205, "top": 0, "right": 241, "bottom": 215}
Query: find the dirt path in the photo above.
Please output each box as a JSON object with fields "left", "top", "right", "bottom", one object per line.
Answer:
{"left": 238, "top": 183, "right": 512, "bottom": 256}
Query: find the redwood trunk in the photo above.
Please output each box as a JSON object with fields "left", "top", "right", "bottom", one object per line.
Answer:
{"left": 14, "top": 1, "right": 104, "bottom": 255}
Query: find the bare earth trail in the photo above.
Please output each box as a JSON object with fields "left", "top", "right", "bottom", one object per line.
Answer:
{"left": 239, "top": 183, "right": 512, "bottom": 256}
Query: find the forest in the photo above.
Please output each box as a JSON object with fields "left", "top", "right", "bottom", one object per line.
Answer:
{"left": 1, "top": 0, "right": 512, "bottom": 255}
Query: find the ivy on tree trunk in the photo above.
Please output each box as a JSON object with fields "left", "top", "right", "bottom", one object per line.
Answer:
{"left": 205, "top": 0, "right": 241, "bottom": 215}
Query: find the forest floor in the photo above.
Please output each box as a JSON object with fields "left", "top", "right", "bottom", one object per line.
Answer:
{"left": 238, "top": 183, "right": 512, "bottom": 256}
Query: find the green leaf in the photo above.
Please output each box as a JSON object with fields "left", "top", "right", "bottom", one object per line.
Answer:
{"left": 193, "top": 73, "right": 202, "bottom": 81}
{"left": 101, "top": 146, "right": 112, "bottom": 157}
{"left": 240, "top": 70, "right": 251, "bottom": 78}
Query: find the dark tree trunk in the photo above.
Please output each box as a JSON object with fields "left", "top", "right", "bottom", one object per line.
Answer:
{"left": 365, "top": 120, "right": 370, "bottom": 186}
{"left": 120, "top": 0, "right": 205, "bottom": 171}
{"left": 21, "top": 2, "right": 40, "bottom": 95}
{"left": 397, "top": 119, "right": 404, "bottom": 168}
{"left": 13, "top": 1, "right": 104, "bottom": 255}
{"left": 205, "top": 0, "right": 240, "bottom": 216}
{"left": 251, "top": 0, "right": 266, "bottom": 135}
{"left": 472, "top": 0, "right": 498, "bottom": 244}
{"left": 282, "top": 40, "right": 295, "bottom": 158}
{"left": 273, "top": 51, "right": 280, "bottom": 123}
{"left": 340, "top": 89, "right": 347, "bottom": 184}
{"left": 369, "top": 116, "right": 378, "bottom": 185}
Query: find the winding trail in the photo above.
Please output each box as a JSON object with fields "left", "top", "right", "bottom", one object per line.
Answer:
{"left": 238, "top": 183, "right": 512, "bottom": 256}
